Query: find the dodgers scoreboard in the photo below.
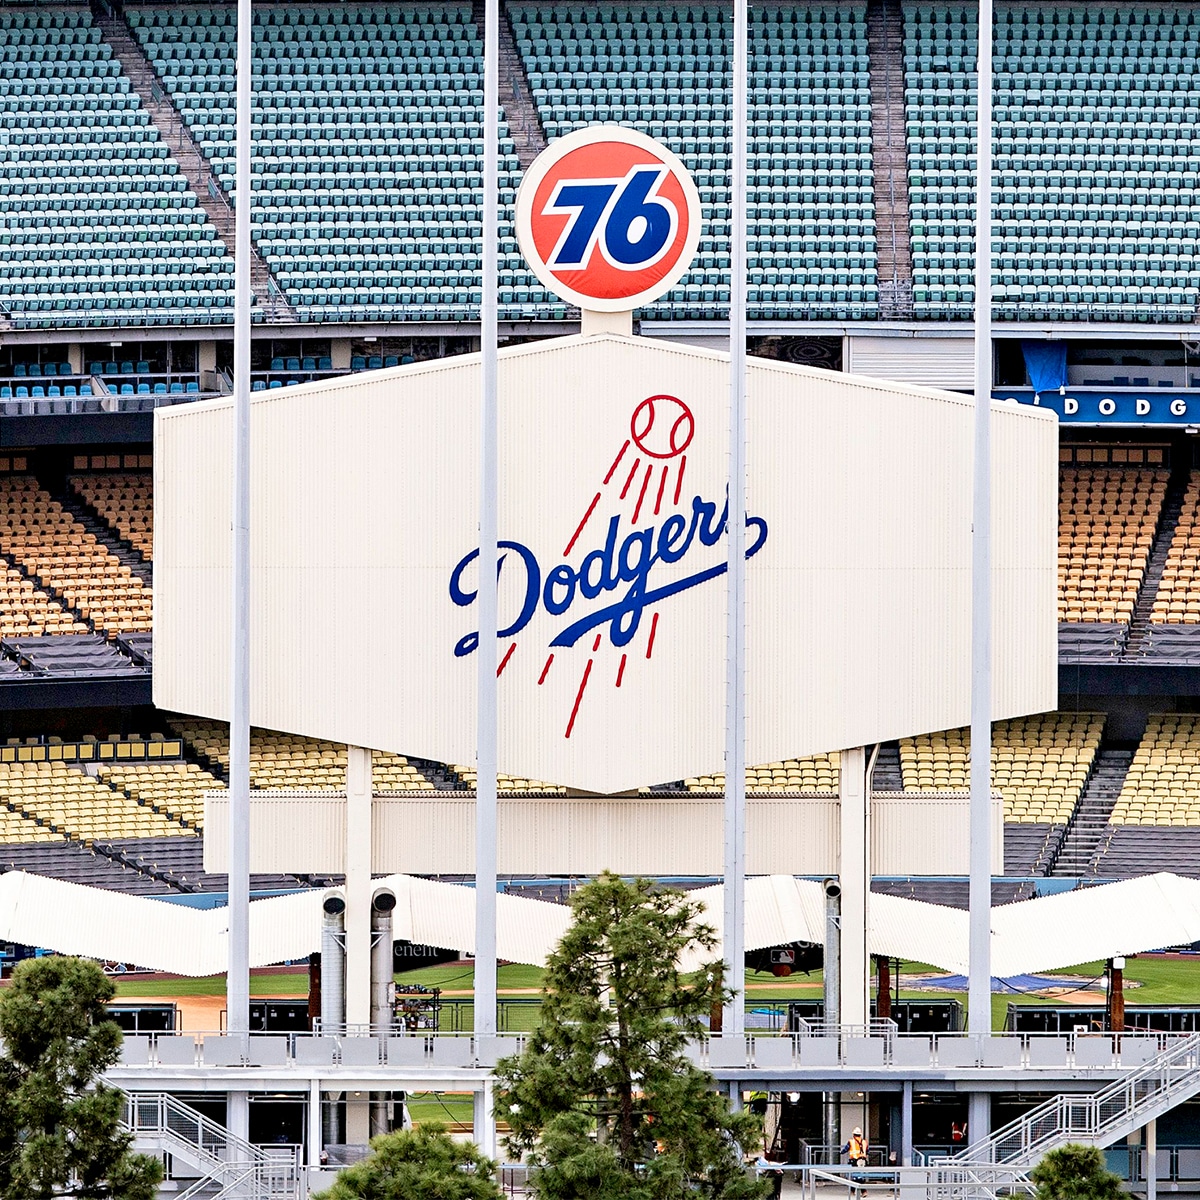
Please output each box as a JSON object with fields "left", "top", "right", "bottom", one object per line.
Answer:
{"left": 152, "top": 127, "right": 1059, "bottom": 794}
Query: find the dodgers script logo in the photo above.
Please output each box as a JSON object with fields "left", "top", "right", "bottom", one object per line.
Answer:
{"left": 449, "top": 396, "right": 767, "bottom": 738}
{"left": 515, "top": 126, "right": 703, "bottom": 314}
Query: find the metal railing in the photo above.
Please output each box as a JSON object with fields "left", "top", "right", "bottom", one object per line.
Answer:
{"left": 802, "top": 1164, "right": 1035, "bottom": 1200}
{"left": 115, "top": 1029, "right": 1182, "bottom": 1073}
{"left": 123, "top": 1090, "right": 301, "bottom": 1199}
{"left": 945, "top": 1030, "right": 1200, "bottom": 1168}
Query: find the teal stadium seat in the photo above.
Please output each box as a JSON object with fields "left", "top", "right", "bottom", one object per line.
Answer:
{"left": 507, "top": 2, "right": 877, "bottom": 319}
{"left": 0, "top": 7, "right": 234, "bottom": 328}
{"left": 903, "top": 2, "right": 1200, "bottom": 322}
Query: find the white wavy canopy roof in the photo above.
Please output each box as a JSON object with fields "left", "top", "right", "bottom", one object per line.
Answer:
{"left": 0, "top": 870, "right": 1189, "bottom": 977}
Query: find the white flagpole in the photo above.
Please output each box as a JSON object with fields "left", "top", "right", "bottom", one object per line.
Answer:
{"left": 475, "top": 0, "right": 500, "bottom": 1071}
{"left": 722, "top": 0, "right": 748, "bottom": 1037}
{"left": 968, "top": 0, "right": 994, "bottom": 1062}
{"left": 227, "top": 0, "right": 252, "bottom": 1038}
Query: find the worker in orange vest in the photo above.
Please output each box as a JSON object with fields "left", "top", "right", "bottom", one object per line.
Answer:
{"left": 843, "top": 1127, "right": 868, "bottom": 1167}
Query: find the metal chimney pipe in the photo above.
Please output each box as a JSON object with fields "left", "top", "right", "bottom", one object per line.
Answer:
{"left": 370, "top": 888, "right": 397, "bottom": 1138}
{"left": 320, "top": 891, "right": 346, "bottom": 1032}
{"left": 823, "top": 879, "right": 841, "bottom": 1027}
{"left": 319, "top": 891, "right": 346, "bottom": 1152}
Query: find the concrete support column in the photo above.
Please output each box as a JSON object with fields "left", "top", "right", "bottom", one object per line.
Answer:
{"left": 198, "top": 340, "right": 217, "bottom": 375}
{"left": 345, "top": 746, "right": 373, "bottom": 1028}
{"left": 901, "top": 1080, "right": 913, "bottom": 1166}
{"left": 307, "top": 1079, "right": 322, "bottom": 1168}
{"left": 838, "top": 746, "right": 869, "bottom": 1027}
{"left": 66, "top": 343, "right": 83, "bottom": 373}
{"left": 968, "top": 1091, "right": 990, "bottom": 1151}
{"left": 227, "top": 1090, "right": 249, "bottom": 1143}
{"left": 1146, "top": 1117, "right": 1157, "bottom": 1200}
{"left": 330, "top": 339, "right": 352, "bottom": 370}
{"left": 473, "top": 1079, "right": 496, "bottom": 1159}
{"left": 345, "top": 1090, "right": 370, "bottom": 1147}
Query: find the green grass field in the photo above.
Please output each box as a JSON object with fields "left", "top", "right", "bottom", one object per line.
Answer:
{"left": 109, "top": 955, "right": 1200, "bottom": 1030}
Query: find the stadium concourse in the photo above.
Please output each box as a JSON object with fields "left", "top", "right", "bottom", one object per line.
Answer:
{"left": 3, "top": 0, "right": 1200, "bottom": 1191}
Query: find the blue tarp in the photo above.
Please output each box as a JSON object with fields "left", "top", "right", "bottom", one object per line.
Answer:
{"left": 1021, "top": 340, "right": 1068, "bottom": 396}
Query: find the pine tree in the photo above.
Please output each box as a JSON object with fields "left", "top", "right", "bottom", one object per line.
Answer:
{"left": 1029, "top": 1144, "right": 1122, "bottom": 1200}
{"left": 314, "top": 1124, "right": 503, "bottom": 1200}
{"left": 0, "top": 956, "right": 163, "bottom": 1200}
{"left": 496, "top": 872, "right": 768, "bottom": 1200}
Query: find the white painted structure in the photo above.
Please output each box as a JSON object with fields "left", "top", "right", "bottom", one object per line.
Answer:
{"left": 154, "top": 334, "right": 1057, "bottom": 795}
{"left": 202, "top": 788, "right": 1004, "bottom": 876}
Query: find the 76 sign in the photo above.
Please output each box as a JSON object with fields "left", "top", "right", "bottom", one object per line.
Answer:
{"left": 515, "top": 127, "right": 703, "bottom": 313}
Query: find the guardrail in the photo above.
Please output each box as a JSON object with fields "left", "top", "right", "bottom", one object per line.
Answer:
{"left": 800, "top": 1164, "right": 1035, "bottom": 1200}
{"left": 945, "top": 1031, "right": 1200, "bottom": 1168}
{"left": 113, "top": 1030, "right": 1181, "bottom": 1074}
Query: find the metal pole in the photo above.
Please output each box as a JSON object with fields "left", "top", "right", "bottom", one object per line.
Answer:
{"left": 474, "top": 0, "right": 499, "bottom": 1055}
{"left": 227, "top": 0, "right": 252, "bottom": 1038}
{"left": 722, "top": 0, "right": 748, "bottom": 1040}
{"left": 967, "top": 0, "right": 993, "bottom": 1046}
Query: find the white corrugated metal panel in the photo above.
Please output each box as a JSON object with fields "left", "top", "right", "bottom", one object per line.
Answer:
{"left": 0, "top": 872, "right": 220, "bottom": 975}
{"left": 156, "top": 334, "right": 1055, "bottom": 794}
{"left": 206, "top": 793, "right": 839, "bottom": 875}
{"left": 872, "top": 792, "right": 1003, "bottom": 875}
{"left": 204, "top": 791, "right": 345, "bottom": 874}
{"left": 869, "top": 891, "right": 967, "bottom": 973}
{"left": 990, "top": 873, "right": 1200, "bottom": 976}
{"left": 845, "top": 336, "right": 975, "bottom": 389}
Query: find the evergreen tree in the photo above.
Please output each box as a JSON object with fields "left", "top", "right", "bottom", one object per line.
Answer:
{"left": 0, "top": 956, "right": 162, "bottom": 1200}
{"left": 1029, "top": 1144, "right": 1122, "bottom": 1200}
{"left": 313, "top": 1125, "right": 503, "bottom": 1200}
{"left": 496, "top": 872, "right": 768, "bottom": 1200}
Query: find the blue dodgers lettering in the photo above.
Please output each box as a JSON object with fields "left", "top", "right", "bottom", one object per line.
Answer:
{"left": 448, "top": 494, "right": 768, "bottom": 656}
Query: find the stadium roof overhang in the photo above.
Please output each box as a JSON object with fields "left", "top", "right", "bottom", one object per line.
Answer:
{"left": 0, "top": 870, "right": 1190, "bottom": 978}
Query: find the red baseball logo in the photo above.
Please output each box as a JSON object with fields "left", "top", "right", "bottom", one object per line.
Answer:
{"left": 630, "top": 395, "right": 694, "bottom": 459}
{"left": 516, "top": 127, "right": 703, "bottom": 313}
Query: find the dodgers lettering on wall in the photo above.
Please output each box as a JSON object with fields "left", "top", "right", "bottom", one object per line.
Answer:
{"left": 449, "top": 395, "right": 767, "bottom": 740}
{"left": 1001, "top": 389, "right": 1198, "bottom": 425}
{"left": 515, "top": 126, "right": 703, "bottom": 313}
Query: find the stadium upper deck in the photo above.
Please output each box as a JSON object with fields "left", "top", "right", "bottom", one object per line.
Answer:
{"left": 0, "top": 0, "right": 1195, "bottom": 334}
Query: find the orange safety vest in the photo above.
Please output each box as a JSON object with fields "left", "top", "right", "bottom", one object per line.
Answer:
{"left": 848, "top": 1136, "right": 867, "bottom": 1161}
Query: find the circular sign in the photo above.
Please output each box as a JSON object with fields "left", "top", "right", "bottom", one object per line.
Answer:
{"left": 515, "top": 126, "right": 703, "bottom": 314}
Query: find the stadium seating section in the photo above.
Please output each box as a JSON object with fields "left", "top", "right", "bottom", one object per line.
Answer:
{"left": 684, "top": 752, "right": 841, "bottom": 793}
{"left": 907, "top": 3, "right": 1200, "bottom": 321}
{"left": 1058, "top": 466, "right": 1166, "bottom": 623}
{"left": 169, "top": 718, "right": 442, "bottom": 791}
{"left": 0, "top": 7, "right": 233, "bottom": 329}
{"left": 0, "top": 476, "right": 152, "bottom": 634}
{"left": 128, "top": 3, "right": 534, "bottom": 323}
{"left": 1152, "top": 475, "right": 1200, "bottom": 625}
{"left": 96, "top": 761, "right": 217, "bottom": 827}
{"left": 70, "top": 472, "right": 153, "bottom": 559}
{"left": 0, "top": 759, "right": 190, "bottom": 842}
{"left": 0, "top": 564, "right": 87, "bottom": 637}
{"left": 899, "top": 713, "right": 1105, "bottom": 822}
{"left": 510, "top": 1, "right": 876, "bottom": 318}
{"left": 1112, "top": 714, "right": 1200, "bottom": 826}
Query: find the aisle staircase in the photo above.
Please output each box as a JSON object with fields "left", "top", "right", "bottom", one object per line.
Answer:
{"left": 95, "top": 15, "right": 295, "bottom": 323}
{"left": 1125, "top": 466, "right": 1190, "bottom": 656}
{"left": 124, "top": 1091, "right": 302, "bottom": 1199}
{"left": 945, "top": 1031, "right": 1200, "bottom": 1169}
{"left": 1047, "top": 746, "right": 1132, "bottom": 877}
{"left": 866, "top": 0, "right": 913, "bottom": 317}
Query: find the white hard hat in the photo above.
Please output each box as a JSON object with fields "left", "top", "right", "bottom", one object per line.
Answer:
{"left": 853, "top": 1128, "right": 862, "bottom": 1136}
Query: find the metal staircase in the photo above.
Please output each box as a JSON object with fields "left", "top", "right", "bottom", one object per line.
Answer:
{"left": 123, "top": 1092, "right": 303, "bottom": 1200}
{"left": 945, "top": 1032, "right": 1200, "bottom": 1169}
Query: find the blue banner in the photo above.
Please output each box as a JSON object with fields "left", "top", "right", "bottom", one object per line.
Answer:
{"left": 996, "top": 388, "right": 1199, "bottom": 425}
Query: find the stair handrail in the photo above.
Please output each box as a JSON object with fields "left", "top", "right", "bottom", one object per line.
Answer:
{"left": 944, "top": 1031, "right": 1200, "bottom": 1167}
{"left": 123, "top": 1090, "right": 293, "bottom": 1175}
